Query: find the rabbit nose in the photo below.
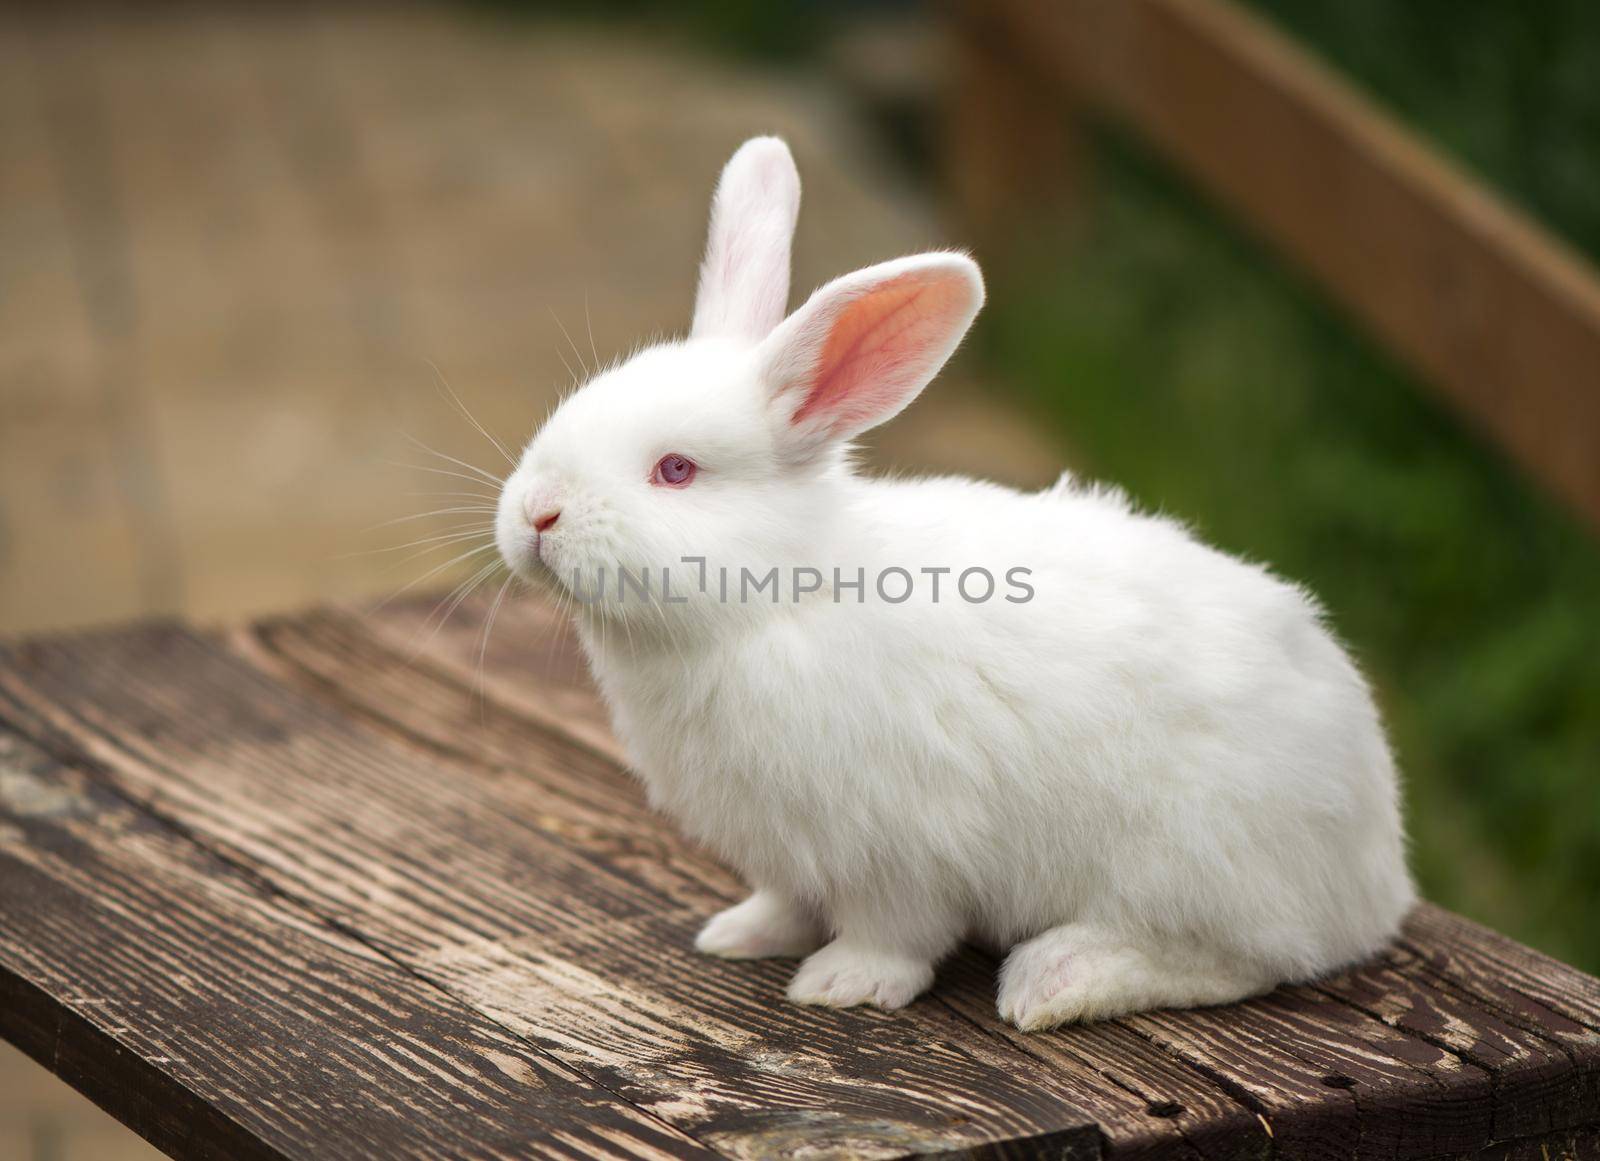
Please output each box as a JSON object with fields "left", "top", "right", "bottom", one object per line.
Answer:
{"left": 521, "top": 491, "right": 561, "bottom": 532}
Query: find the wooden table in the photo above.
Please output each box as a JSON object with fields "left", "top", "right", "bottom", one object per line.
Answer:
{"left": 2, "top": 595, "right": 1597, "bottom": 1159}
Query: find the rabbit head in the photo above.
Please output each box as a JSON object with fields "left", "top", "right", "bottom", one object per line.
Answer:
{"left": 495, "top": 137, "right": 984, "bottom": 630}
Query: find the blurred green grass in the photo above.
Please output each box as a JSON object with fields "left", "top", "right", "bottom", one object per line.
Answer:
{"left": 982, "top": 131, "right": 1600, "bottom": 972}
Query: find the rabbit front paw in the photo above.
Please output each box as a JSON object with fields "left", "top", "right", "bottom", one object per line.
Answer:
{"left": 786, "top": 941, "right": 933, "bottom": 1010}
{"left": 695, "top": 890, "right": 824, "bottom": 960}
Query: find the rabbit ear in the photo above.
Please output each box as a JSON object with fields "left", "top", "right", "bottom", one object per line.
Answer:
{"left": 758, "top": 252, "right": 985, "bottom": 452}
{"left": 691, "top": 137, "right": 801, "bottom": 343}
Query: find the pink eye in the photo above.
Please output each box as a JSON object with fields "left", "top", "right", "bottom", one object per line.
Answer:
{"left": 651, "top": 453, "right": 697, "bottom": 487}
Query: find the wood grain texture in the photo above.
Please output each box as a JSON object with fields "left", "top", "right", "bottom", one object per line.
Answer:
{"left": 1401, "top": 906, "right": 1600, "bottom": 1036}
{"left": 240, "top": 606, "right": 1273, "bottom": 1161}
{"left": 0, "top": 624, "right": 1109, "bottom": 1159}
{"left": 3, "top": 592, "right": 1599, "bottom": 1159}
{"left": 975, "top": 0, "right": 1600, "bottom": 531}
{"left": 1455, "top": 1123, "right": 1600, "bottom": 1161}
{"left": 0, "top": 712, "right": 707, "bottom": 1161}
{"left": 258, "top": 592, "right": 1600, "bottom": 1161}
{"left": 1312, "top": 915, "right": 1600, "bottom": 1144}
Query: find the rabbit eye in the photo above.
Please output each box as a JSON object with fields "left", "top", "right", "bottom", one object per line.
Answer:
{"left": 651, "top": 453, "right": 697, "bottom": 488}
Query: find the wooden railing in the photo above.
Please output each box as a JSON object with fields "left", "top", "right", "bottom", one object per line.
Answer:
{"left": 949, "top": 0, "right": 1600, "bottom": 531}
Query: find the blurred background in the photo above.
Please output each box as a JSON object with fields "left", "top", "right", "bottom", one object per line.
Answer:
{"left": 2, "top": 1, "right": 1597, "bottom": 1155}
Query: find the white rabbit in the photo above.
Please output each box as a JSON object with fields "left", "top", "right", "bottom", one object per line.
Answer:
{"left": 494, "top": 137, "right": 1413, "bottom": 1028}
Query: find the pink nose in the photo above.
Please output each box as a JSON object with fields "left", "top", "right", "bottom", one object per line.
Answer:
{"left": 531, "top": 509, "right": 560, "bottom": 533}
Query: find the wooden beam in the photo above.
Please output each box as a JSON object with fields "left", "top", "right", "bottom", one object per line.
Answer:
{"left": 6, "top": 594, "right": 1600, "bottom": 1156}
{"left": 983, "top": 0, "right": 1600, "bottom": 530}
{"left": 942, "top": 5, "right": 1088, "bottom": 259}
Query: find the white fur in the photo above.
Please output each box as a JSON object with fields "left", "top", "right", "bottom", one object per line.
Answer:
{"left": 691, "top": 136, "right": 800, "bottom": 342}
{"left": 495, "top": 138, "right": 1414, "bottom": 1029}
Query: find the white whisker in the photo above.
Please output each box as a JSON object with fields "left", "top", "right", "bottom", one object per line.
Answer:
{"left": 371, "top": 531, "right": 495, "bottom": 576}
{"left": 387, "top": 461, "right": 505, "bottom": 491}
{"left": 549, "top": 307, "right": 589, "bottom": 378}
{"left": 476, "top": 572, "right": 516, "bottom": 719}
{"left": 337, "top": 527, "right": 493, "bottom": 559}
{"left": 428, "top": 360, "right": 516, "bottom": 468}
{"left": 548, "top": 309, "right": 585, "bottom": 386}
{"left": 409, "top": 560, "right": 502, "bottom": 659}
{"left": 583, "top": 290, "right": 600, "bottom": 372}
{"left": 405, "top": 489, "right": 501, "bottom": 502}
{"left": 400, "top": 431, "right": 502, "bottom": 487}
{"left": 361, "top": 506, "right": 497, "bottom": 533}
{"left": 368, "top": 543, "right": 499, "bottom": 615}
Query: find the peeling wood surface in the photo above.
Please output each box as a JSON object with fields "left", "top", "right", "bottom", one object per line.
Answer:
{"left": 2, "top": 593, "right": 1598, "bottom": 1159}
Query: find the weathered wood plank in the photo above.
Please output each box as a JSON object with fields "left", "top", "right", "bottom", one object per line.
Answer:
{"left": 0, "top": 714, "right": 708, "bottom": 1161}
{"left": 360, "top": 590, "right": 624, "bottom": 764}
{"left": 0, "top": 626, "right": 1111, "bottom": 1159}
{"left": 1451, "top": 1123, "right": 1600, "bottom": 1161}
{"left": 379, "top": 592, "right": 1600, "bottom": 1160}
{"left": 1112, "top": 990, "right": 1492, "bottom": 1160}
{"left": 240, "top": 607, "right": 1274, "bottom": 1161}
{"left": 977, "top": 0, "right": 1600, "bottom": 531}
{"left": 8, "top": 596, "right": 1600, "bottom": 1157}
{"left": 1402, "top": 905, "right": 1600, "bottom": 1037}
{"left": 934, "top": 956, "right": 1271, "bottom": 1161}
{"left": 243, "top": 608, "right": 650, "bottom": 832}
{"left": 1312, "top": 919, "right": 1600, "bottom": 1144}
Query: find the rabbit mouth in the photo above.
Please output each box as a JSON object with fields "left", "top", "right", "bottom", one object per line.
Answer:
{"left": 493, "top": 527, "right": 546, "bottom": 584}
{"left": 524, "top": 535, "right": 556, "bottom": 577}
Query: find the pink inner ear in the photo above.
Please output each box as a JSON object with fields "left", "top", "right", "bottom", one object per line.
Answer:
{"left": 791, "top": 270, "right": 968, "bottom": 432}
